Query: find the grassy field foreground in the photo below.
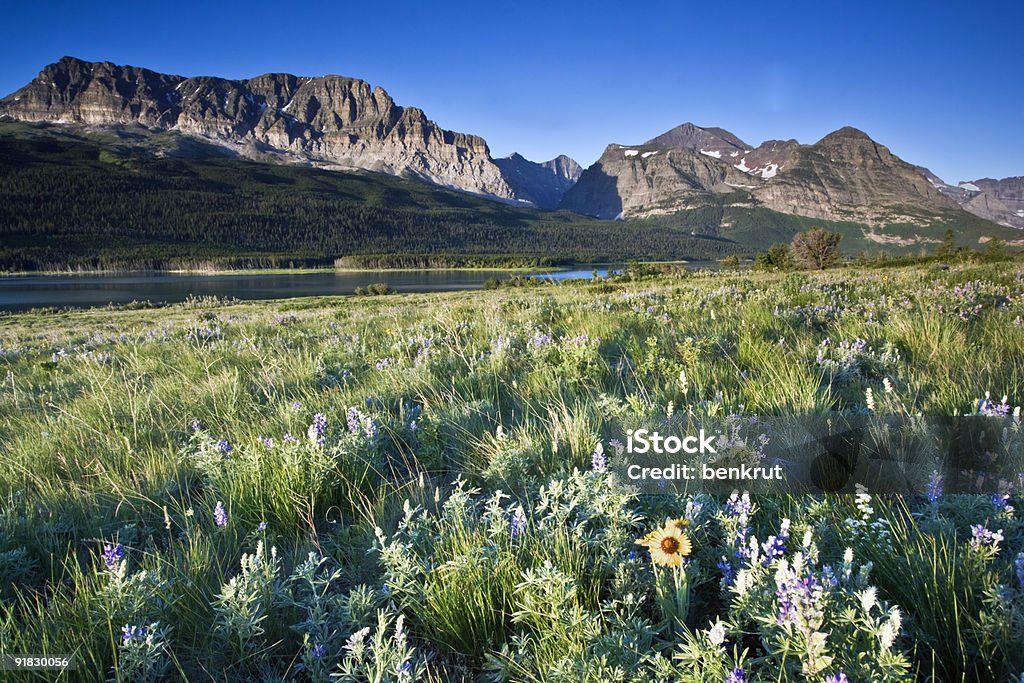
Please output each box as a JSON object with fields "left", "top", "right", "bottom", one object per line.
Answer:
{"left": 1, "top": 264, "right": 1024, "bottom": 681}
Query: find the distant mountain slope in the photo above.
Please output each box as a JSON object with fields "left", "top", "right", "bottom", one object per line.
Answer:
{"left": 494, "top": 153, "right": 582, "bottom": 209}
{"left": 919, "top": 170, "right": 1024, "bottom": 229}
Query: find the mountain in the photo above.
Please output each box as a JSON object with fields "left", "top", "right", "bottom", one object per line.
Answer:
{"left": 494, "top": 153, "right": 582, "bottom": 209}
{"left": 563, "top": 124, "right": 971, "bottom": 231}
{"left": 644, "top": 122, "right": 750, "bottom": 158}
{"left": 919, "top": 170, "right": 1024, "bottom": 229}
{"left": 0, "top": 56, "right": 535, "bottom": 201}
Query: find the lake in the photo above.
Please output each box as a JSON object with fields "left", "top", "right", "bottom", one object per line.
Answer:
{"left": 0, "top": 268, "right": 617, "bottom": 312}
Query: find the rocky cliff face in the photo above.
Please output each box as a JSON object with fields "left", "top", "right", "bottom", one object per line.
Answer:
{"left": 0, "top": 56, "right": 519, "bottom": 200}
{"left": 494, "top": 153, "right": 582, "bottom": 209}
{"left": 922, "top": 172, "right": 1024, "bottom": 229}
{"left": 564, "top": 122, "right": 965, "bottom": 225}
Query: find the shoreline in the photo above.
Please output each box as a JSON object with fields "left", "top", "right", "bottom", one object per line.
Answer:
{"left": 0, "top": 262, "right": 665, "bottom": 278}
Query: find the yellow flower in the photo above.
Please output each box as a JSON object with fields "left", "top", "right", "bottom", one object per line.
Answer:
{"left": 635, "top": 525, "right": 693, "bottom": 568}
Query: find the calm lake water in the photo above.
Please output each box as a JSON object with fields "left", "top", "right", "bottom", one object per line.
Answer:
{"left": 0, "top": 268, "right": 616, "bottom": 312}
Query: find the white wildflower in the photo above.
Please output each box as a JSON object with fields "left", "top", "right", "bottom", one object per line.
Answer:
{"left": 707, "top": 619, "right": 726, "bottom": 646}
{"left": 860, "top": 586, "right": 878, "bottom": 613}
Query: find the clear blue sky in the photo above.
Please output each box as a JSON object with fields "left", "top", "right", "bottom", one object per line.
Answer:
{"left": 2, "top": 0, "right": 1021, "bottom": 183}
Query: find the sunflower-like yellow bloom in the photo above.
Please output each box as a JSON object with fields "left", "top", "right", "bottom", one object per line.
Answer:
{"left": 635, "top": 524, "right": 693, "bottom": 568}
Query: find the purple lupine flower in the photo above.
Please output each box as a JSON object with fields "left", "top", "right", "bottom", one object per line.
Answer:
{"left": 101, "top": 543, "right": 125, "bottom": 570}
{"left": 609, "top": 438, "right": 624, "bottom": 456}
{"left": 991, "top": 493, "right": 1010, "bottom": 511}
{"left": 1015, "top": 552, "right": 1024, "bottom": 589}
{"left": 346, "top": 407, "right": 361, "bottom": 433}
{"left": 121, "top": 624, "right": 146, "bottom": 645}
{"left": 311, "top": 643, "right": 327, "bottom": 659}
{"left": 291, "top": 400, "right": 302, "bottom": 412}
{"left": 591, "top": 442, "right": 607, "bottom": 471}
{"left": 725, "top": 491, "right": 752, "bottom": 516}
{"left": 925, "top": 470, "right": 943, "bottom": 503}
{"left": 258, "top": 521, "right": 268, "bottom": 531}
{"left": 215, "top": 440, "right": 232, "bottom": 455}
{"left": 363, "top": 417, "right": 378, "bottom": 440}
{"left": 283, "top": 432, "right": 298, "bottom": 445}
{"left": 969, "top": 524, "right": 1003, "bottom": 552}
{"left": 308, "top": 412, "right": 328, "bottom": 446}
{"left": 190, "top": 419, "right": 204, "bottom": 431}
{"left": 529, "top": 331, "right": 553, "bottom": 349}
{"left": 820, "top": 565, "right": 839, "bottom": 590}
{"left": 717, "top": 556, "right": 735, "bottom": 587}
{"left": 761, "top": 534, "right": 788, "bottom": 566}
{"left": 510, "top": 506, "right": 527, "bottom": 539}
{"left": 725, "top": 668, "right": 747, "bottom": 683}
{"left": 395, "top": 661, "right": 413, "bottom": 677}
{"left": 776, "top": 573, "right": 824, "bottom": 629}
{"left": 824, "top": 674, "right": 849, "bottom": 683}
{"left": 375, "top": 357, "right": 393, "bottom": 370}
{"left": 214, "top": 501, "right": 228, "bottom": 528}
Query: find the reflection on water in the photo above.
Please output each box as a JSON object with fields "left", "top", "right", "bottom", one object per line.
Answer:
{"left": 0, "top": 268, "right": 617, "bottom": 312}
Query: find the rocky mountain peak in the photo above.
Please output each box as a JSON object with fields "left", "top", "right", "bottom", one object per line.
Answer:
{"left": 644, "top": 122, "right": 750, "bottom": 155}
{"left": 494, "top": 152, "right": 583, "bottom": 209}
{"left": 0, "top": 57, "right": 516, "bottom": 200}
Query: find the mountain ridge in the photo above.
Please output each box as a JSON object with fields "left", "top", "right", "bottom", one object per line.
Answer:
{"left": 1, "top": 57, "right": 1021, "bottom": 233}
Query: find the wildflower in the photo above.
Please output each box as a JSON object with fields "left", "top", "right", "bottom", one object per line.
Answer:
{"left": 824, "top": 674, "right": 849, "bottom": 683}
{"left": 970, "top": 524, "right": 1003, "bottom": 552}
{"left": 259, "top": 435, "right": 275, "bottom": 448}
{"left": 307, "top": 412, "right": 328, "bottom": 446}
{"left": 725, "top": 490, "right": 753, "bottom": 516}
{"left": 311, "top": 643, "right": 327, "bottom": 659}
{"left": 991, "top": 492, "right": 1011, "bottom": 511}
{"left": 215, "top": 440, "right": 232, "bottom": 455}
{"left": 635, "top": 524, "right": 693, "bottom": 568}
{"left": 258, "top": 521, "right": 268, "bottom": 531}
{"left": 529, "top": 331, "right": 553, "bottom": 349}
{"left": 395, "top": 661, "right": 413, "bottom": 677}
{"left": 865, "top": 387, "right": 875, "bottom": 411}
{"left": 121, "top": 624, "right": 146, "bottom": 645}
{"left": 346, "top": 407, "right": 361, "bottom": 433}
{"left": 717, "top": 556, "right": 736, "bottom": 587}
{"left": 761, "top": 519, "right": 791, "bottom": 566}
{"left": 925, "top": 470, "right": 943, "bottom": 503}
{"left": 101, "top": 543, "right": 125, "bottom": 570}
{"left": 859, "top": 586, "right": 878, "bottom": 613}
{"left": 375, "top": 357, "right": 393, "bottom": 370}
{"left": 291, "top": 400, "right": 302, "bottom": 412}
{"left": 707, "top": 619, "right": 726, "bottom": 646}
{"left": 344, "top": 627, "right": 370, "bottom": 651}
{"left": 283, "top": 432, "right": 298, "bottom": 444}
{"left": 1015, "top": 552, "right": 1024, "bottom": 589}
{"left": 190, "top": 419, "right": 204, "bottom": 431}
{"left": 725, "top": 668, "right": 747, "bottom": 683}
{"left": 879, "top": 607, "right": 901, "bottom": 650}
{"left": 854, "top": 484, "right": 874, "bottom": 519}
{"left": 776, "top": 572, "right": 824, "bottom": 629}
{"left": 214, "top": 501, "right": 228, "bottom": 528}
{"left": 591, "top": 442, "right": 607, "bottom": 471}
{"left": 510, "top": 505, "right": 527, "bottom": 539}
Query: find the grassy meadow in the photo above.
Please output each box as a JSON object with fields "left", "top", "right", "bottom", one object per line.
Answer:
{"left": 1, "top": 262, "right": 1024, "bottom": 681}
